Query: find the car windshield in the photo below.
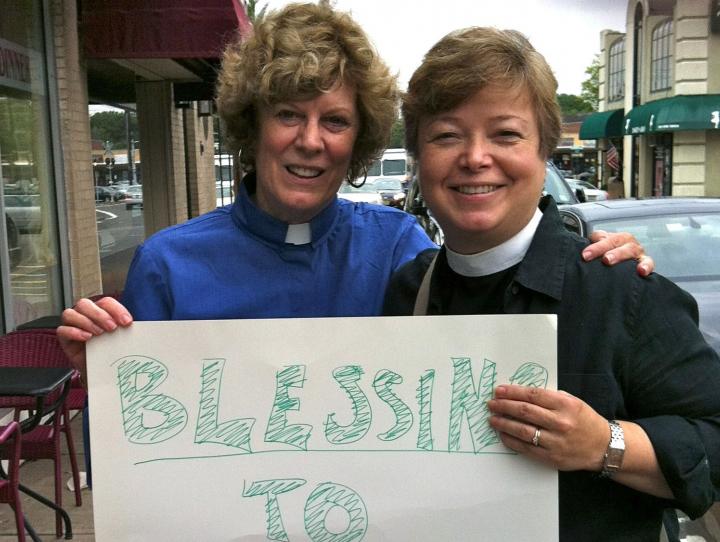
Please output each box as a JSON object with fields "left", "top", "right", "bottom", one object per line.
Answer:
{"left": 382, "top": 159, "right": 405, "bottom": 176}
{"left": 367, "top": 160, "right": 381, "bottom": 177}
{"left": 373, "top": 179, "right": 402, "bottom": 190}
{"left": 339, "top": 182, "right": 376, "bottom": 193}
{"left": 543, "top": 164, "right": 576, "bottom": 204}
{"left": 588, "top": 213, "right": 720, "bottom": 280}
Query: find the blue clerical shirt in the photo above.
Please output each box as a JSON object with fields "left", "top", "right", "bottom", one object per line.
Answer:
{"left": 122, "top": 179, "right": 434, "bottom": 321}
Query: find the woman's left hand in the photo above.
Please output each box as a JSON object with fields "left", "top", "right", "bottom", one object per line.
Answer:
{"left": 487, "top": 384, "right": 609, "bottom": 472}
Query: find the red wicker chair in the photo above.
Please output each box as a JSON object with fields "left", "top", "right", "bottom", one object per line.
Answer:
{"left": 9, "top": 327, "right": 88, "bottom": 412}
{"left": 0, "top": 332, "right": 83, "bottom": 538}
{"left": 0, "top": 421, "right": 25, "bottom": 542}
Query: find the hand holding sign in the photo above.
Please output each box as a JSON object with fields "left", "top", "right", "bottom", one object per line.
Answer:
{"left": 487, "top": 385, "right": 609, "bottom": 472}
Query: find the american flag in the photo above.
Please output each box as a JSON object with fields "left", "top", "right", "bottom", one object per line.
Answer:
{"left": 606, "top": 143, "right": 620, "bottom": 171}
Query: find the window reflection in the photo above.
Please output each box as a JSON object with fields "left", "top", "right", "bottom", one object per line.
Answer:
{"left": 89, "top": 106, "right": 144, "bottom": 295}
{"left": 1, "top": 1, "right": 63, "bottom": 329}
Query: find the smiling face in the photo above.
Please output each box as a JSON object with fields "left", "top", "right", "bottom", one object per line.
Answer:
{"left": 254, "top": 83, "right": 359, "bottom": 224}
{"left": 417, "top": 84, "right": 546, "bottom": 254}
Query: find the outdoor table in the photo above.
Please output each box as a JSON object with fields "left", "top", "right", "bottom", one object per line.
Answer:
{"left": 0, "top": 367, "right": 74, "bottom": 540}
{"left": 14, "top": 315, "right": 62, "bottom": 331}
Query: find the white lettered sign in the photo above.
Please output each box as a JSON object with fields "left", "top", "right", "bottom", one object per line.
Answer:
{"left": 87, "top": 315, "right": 558, "bottom": 541}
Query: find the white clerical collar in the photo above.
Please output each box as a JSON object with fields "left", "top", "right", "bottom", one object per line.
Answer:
{"left": 446, "top": 209, "right": 543, "bottom": 277}
{"left": 285, "top": 222, "right": 311, "bottom": 245}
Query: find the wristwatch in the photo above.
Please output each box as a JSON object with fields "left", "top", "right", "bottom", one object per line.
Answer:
{"left": 600, "top": 420, "right": 625, "bottom": 478}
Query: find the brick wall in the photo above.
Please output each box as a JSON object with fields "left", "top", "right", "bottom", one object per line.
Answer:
{"left": 171, "top": 106, "right": 188, "bottom": 222}
{"left": 183, "top": 106, "right": 216, "bottom": 217}
{"left": 50, "top": 0, "right": 102, "bottom": 299}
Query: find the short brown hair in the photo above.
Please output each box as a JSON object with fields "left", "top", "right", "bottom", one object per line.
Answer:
{"left": 216, "top": 1, "right": 399, "bottom": 182}
{"left": 403, "top": 27, "right": 561, "bottom": 159}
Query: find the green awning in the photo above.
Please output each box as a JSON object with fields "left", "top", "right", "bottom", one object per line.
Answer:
{"left": 578, "top": 109, "right": 624, "bottom": 139}
{"left": 624, "top": 94, "right": 720, "bottom": 135}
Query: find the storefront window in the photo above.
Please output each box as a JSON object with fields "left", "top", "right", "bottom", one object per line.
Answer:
{"left": 0, "top": 1, "right": 63, "bottom": 330}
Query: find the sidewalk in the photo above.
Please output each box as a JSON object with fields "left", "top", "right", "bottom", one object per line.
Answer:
{"left": 0, "top": 414, "right": 95, "bottom": 541}
{"left": 1, "top": 412, "right": 720, "bottom": 541}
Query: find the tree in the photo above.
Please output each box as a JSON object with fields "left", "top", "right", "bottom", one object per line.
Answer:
{"left": 389, "top": 117, "right": 405, "bottom": 148}
{"left": 581, "top": 54, "right": 600, "bottom": 111}
{"left": 90, "top": 111, "right": 137, "bottom": 148}
{"left": 556, "top": 94, "right": 594, "bottom": 117}
{"left": 246, "top": 0, "right": 267, "bottom": 22}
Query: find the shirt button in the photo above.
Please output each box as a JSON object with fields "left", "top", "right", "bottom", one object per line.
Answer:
{"left": 511, "top": 284, "right": 520, "bottom": 295}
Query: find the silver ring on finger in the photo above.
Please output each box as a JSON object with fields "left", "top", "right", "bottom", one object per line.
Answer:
{"left": 531, "top": 427, "right": 541, "bottom": 447}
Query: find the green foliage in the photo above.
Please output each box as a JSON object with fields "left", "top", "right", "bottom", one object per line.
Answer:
{"left": 581, "top": 55, "right": 600, "bottom": 111}
{"left": 557, "top": 93, "right": 594, "bottom": 117}
{"left": 90, "top": 111, "right": 137, "bottom": 148}
{"left": 389, "top": 117, "right": 405, "bottom": 148}
{"left": 246, "top": 0, "right": 267, "bottom": 22}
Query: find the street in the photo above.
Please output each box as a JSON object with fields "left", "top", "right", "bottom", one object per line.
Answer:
{"left": 95, "top": 201, "right": 145, "bottom": 294}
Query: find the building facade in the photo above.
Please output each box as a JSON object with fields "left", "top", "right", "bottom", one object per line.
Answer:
{"left": 553, "top": 115, "right": 598, "bottom": 177}
{"left": 0, "top": 0, "right": 249, "bottom": 333}
{"left": 582, "top": 0, "right": 720, "bottom": 197}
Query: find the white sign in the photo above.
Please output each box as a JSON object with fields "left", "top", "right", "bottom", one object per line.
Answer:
{"left": 88, "top": 315, "right": 558, "bottom": 541}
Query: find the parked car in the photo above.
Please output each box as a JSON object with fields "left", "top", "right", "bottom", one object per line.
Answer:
{"left": 559, "top": 198, "right": 720, "bottom": 354}
{"left": 405, "top": 161, "right": 580, "bottom": 246}
{"left": 544, "top": 161, "right": 583, "bottom": 205}
{"left": 372, "top": 177, "right": 406, "bottom": 208}
{"left": 366, "top": 148, "right": 408, "bottom": 186}
{"left": 337, "top": 182, "right": 383, "bottom": 205}
{"left": 124, "top": 185, "right": 143, "bottom": 210}
{"left": 568, "top": 179, "right": 608, "bottom": 201}
{"left": 112, "top": 182, "right": 131, "bottom": 200}
{"left": 95, "top": 185, "right": 120, "bottom": 203}
{"left": 4, "top": 193, "right": 41, "bottom": 233}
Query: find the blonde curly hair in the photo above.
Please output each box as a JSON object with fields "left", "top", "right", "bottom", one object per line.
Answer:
{"left": 216, "top": 1, "right": 399, "bottom": 183}
{"left": 403, "top": 27, "right": 561, "bottom": 160}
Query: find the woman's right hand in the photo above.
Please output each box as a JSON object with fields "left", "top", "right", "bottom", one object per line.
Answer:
{"left": 57, "top": 297, "right": 133, "bottom": 378}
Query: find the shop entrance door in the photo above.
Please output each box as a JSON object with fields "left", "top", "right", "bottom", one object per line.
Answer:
{"left": 652, "top": 133, "right": 673, "bottom": 196}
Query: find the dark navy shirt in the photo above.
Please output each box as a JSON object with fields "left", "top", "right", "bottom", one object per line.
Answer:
{"left": 384, "top": 197, "right": 720, "bottom": 542}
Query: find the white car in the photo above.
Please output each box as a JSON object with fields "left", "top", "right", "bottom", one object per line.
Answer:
{"left": 568, "top": 179, "right": 608, "bottom": 201}
{"left": 337, "top": 182, "right": 383, "bottom": 205}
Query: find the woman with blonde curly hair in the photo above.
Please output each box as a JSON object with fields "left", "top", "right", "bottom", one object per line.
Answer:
{"left": 58, "top": 1, "right": 433, "bottom": 366}
{"left": 59, "top": 5, "right": 645, "bottom": 382}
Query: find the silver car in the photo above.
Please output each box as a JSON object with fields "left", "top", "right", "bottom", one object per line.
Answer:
{"left": 568, "top": 179, "right": 609, "bottom": 202}
{"left": 559, "top": 198, "right": 720, "bottom": 354}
